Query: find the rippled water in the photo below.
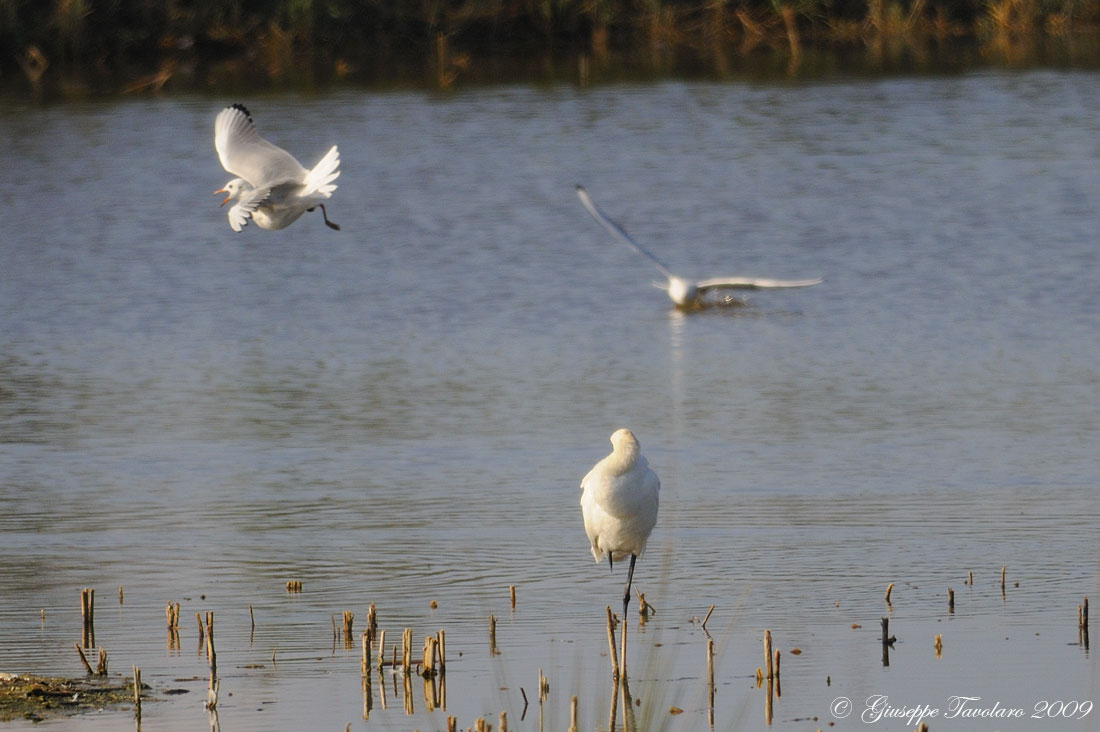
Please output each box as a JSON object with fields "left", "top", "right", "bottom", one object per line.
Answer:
{"left": 2, "top": 72, "right": 1099, "bottom": 730}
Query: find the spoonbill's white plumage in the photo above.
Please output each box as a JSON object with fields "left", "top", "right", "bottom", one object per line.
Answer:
{"left": 580, "top": 428, "right": 660, "bottom": 620}
{"left": 214, "top": 104, "right": 341, "bottom": 232}
{"left": 576, "top": 185, "right": 822, "bottom": 308}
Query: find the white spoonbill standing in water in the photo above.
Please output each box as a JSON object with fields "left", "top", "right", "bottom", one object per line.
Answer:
{"left": 576, "top": 185, "right": 822, "bottom": 308}
{"left": 581, "top": 428, "right": 660, "bottom": 622}
{"left": 213, "top": 103, "right": 341, "bottom": 232}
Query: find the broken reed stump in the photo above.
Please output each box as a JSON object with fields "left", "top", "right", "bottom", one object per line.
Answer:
{"left": 118, "top": 586, "right": 124, "bottom": 605}
{"left": 343, "top": 611, "right": 355, "bottom": 648}
{"left": 606, "top": 606, "right": 619, "bottom": 678}
{"left": 95, "top": 647, "right": 108, "bottom": 676}
{"left": 1080, "top": 596, "right": 1090, "bottom": 650}
{"left": 509, "top": 585, "right": 516, "bottom": 610}
{"left": 701, "top": 604, "right": 715, "bottom": 635}
{"left": 80, "top": 588, "right": 95, "bottom": 648}
{"left": 948, "top": 587, "right": 955, "bottom": 613}
{"left": 420, "top": 634, "right": 442, "bottom": 678}
{"left": 74, "top": 643, "right": 93, "bottom": 674}
{"left": 636, "top": 589, "right": 653, "bottom": 622}
{"left": 763, "top": 630, "right": 773, "bottom": 679}
{"left": 286, "top": 580, "right": 303, "bottom": 593}
{"left": 499, "top": 710, "right": 508, "bottom": 732}
{"left": 132, "top": 665, "right": 141, "bottom": 705}
{"left": 881, "top": 617, "right": 895, "bottom": 645}
{"left": 377, "top": 629, "right": 386, "bottom": 670}
{"left": 934, "top": 633, "right": 943, "bottom": 658}
{"left": 366, "top": 602, "right": 377, "bottom": 644}
{"left": 437, "top": 629, "right": 446, "bottom": 674}
{"left": 361, "top": 632, "right": 370, "bottom": 676}
{"left": 967, "top": 570, "right": 974, "bottom": 586}
{"left": 401, "top": 628, "right": 413, "bottom": 673}
{"left": 569, "top": 694, "right": 578, "bottom": 732}
{"left": 884, "top": 582, "right": 894, "bottom": 605}
{"left": 446, "top": 716, "right": 456, "bottom": 732}
{"left": 1001, "top": 565, "right": 1007, "bottom": 594}
{"left": 165, "top": 602, "right": 181, "bottom": 630}
{"left": 537, "top": 668, "right": 549, "bottom": 703}
{"left": 489, "top": 614, "right": 498, "bottom": 655}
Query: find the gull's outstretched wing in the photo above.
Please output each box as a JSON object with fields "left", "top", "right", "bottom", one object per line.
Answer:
{"left": 226, "top": 186, "right": 271, "bottom": 233}
{"left": 695, "top": 276, "right": 823, "bottom": 292}
{"left": 576, "top": 185, "right": 674, "bottom": 279}
{"left": 215, "top": 104, "right": 308, "bottom": 188}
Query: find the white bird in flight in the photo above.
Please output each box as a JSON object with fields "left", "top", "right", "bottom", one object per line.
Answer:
{"left": 580, "top": 428, "right": 660, "bottom": 621}
{"left": 214, "top": 104, "right": 341, "bottom": 232}
{"left": 576, "top": 185, "right": 822, "bottom": 308}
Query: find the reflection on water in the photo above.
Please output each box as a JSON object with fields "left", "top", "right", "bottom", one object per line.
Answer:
{"left": 1, "top": 72, "right": 1099, "bottom": 730}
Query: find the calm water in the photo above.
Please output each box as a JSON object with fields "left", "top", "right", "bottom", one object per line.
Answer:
{"left": 1, "top": 72, "right": 1099, "bottom": 731}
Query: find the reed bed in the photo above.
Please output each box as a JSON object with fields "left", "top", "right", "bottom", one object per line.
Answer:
{"left": 4, "top": 0, "right": 1100, "bottom": 92}
{"left": 32, "top": 572, "right": 1092, "bottom": 730}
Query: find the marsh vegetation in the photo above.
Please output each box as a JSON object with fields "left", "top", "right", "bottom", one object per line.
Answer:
{"left": 5, "top": 0, "right": 1100, "bottom": 93}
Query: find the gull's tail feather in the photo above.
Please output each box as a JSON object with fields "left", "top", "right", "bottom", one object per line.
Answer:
{"left": 303, "top": 146, "right": 340, "bottom": 198}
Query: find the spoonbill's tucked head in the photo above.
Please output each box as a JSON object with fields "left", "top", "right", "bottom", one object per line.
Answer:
{"left": 215, "top": 178, "right": 249, "bottom": 206}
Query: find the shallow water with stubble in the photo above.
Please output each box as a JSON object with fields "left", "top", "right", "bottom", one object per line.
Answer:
{"left": 1, "top": 71, "right": 1098, "bottom": 731}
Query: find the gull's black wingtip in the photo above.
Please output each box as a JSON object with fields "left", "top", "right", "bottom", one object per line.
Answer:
{"left": 228, "top": 103, "right": 252, "bottom": 119}
{"left": 575, "top": 184, "right": 586, "bottom": 192}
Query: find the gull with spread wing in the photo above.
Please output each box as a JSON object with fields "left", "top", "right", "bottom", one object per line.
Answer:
{"left": 214, "top": 104, "right": 341, "bottom": 232}
{"left": 576, "top": 185, "right": 821, "bottom": 308}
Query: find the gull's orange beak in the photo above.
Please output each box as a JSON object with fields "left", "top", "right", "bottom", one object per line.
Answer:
{"left": 214, "top": 187, "right": 230, "bottom": 206}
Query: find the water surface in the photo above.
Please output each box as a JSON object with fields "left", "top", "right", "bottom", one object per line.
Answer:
{"left": 1, "top": 72, "right": 1098, "bottom": 730}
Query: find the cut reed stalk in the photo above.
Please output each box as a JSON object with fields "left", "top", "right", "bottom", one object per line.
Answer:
{"left": 934, "top": 633, "right": 943, "bottom": 657}
{"left": 499, "top": 710, "right": 508, "bottom": 731}
{"left": 763, "top": 630, "right": 773, "bottom": 679}
{"left": 95, "top": 647, "right": 108, "bottom": 676}
{"left": 437, "top": 629, "right": 446, "bottom": 674}
{"left": 509, "top": 585, "right": 516, "bottom": 610}
{"left": 884, "top": 582, "right": 894, "bottom": 604}
{"left": 205, "top": 611, "right": 216, "bottom": 674}
{"left": 948, "top": 587, "right": 955, "bottom": 612}
{"left": 377, "top": 629, "right": 386, "bottom": 669}
{"left": 605, "top": 606, "right": 619, "bottom": 678}
{"left": 74, "top": 643, "right": 93, "bottom": 674}
{"left": 489, "top": 614, "right": 497, "bottom": 655}
{"left": 80, "top": 588, "right": 95, "bottom": 648}
{"left": 132, "top": 665, "right": 141, "bottom": 704}
{"left": 706, "top": 637, "right": 715, "bottom": 724}
{"left": 569, "top": 695, "right": 578, "bottom": 732}
{"left": 1000, "top": 565, "right": 1006, "bottom": 593}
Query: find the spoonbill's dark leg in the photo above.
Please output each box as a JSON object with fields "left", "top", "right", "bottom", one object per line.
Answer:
{"left": 319, "top": 203, "right": 340, "bottom": 231}
{"left": 622, "top": 553, "right": 638, "bottom": 620}
{"left": 608, "top": 553, "right": 614, "bottom": 573}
